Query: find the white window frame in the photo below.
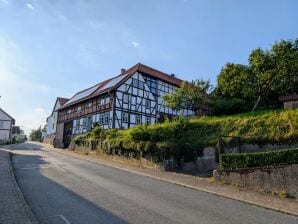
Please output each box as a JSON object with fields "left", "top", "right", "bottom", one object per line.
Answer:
{"left": 100, "top": 98, "right": 105, "bottom": 105}
{"left": 104, "top": 113, "right": 109, "bottom": 124}
{"left": 136, "top": 115, "right": 141, "bottom": 125}
{"left": 122, "top": 112, "right": 128, "bottom": 123}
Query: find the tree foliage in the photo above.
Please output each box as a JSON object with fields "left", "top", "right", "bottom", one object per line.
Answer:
{"left": 30, "top": 126, "right": 42, "bottom": 141}
{"left": 216, "top": 38, "right": 298, "bottom": 112}
{"left": 163, "top": 79, "right": 212, "bottom": 115}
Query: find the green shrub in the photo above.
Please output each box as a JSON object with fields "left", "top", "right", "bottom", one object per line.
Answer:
{"left": 220, "top": 148, "right": 298, "bottom": 169}
{"left": 74, "top": 109, "right": 298, "bottom": 164}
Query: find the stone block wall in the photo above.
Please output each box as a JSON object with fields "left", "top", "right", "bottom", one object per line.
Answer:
{"left": 213, "top": 164, "right": 298, "bottom": 198}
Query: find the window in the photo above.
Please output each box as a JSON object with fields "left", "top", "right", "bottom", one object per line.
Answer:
{"left": 99, "top": 114, "right": 104, "bottom": 124}
{"left": 0, "top": 121, "right": 3, "bottom": 128}
{"left": 122, "top": 112, "right": 128, "bottom": 123}
{"left": 123, "top": 93, "right": 129, "bottom": 103}
{"left": 100, "top": 97, "right": 110, "bottom": 105}
{"left": 67, "top": 109, "right": 71, "bottom": 114}
{"left": 77, "top": 106, "right": 82, "bottom": 112}
{"left": 104, "top": 113, "right": 109, "bottom": 124}
{"left": 88, "top": 101, "right": 92, "bottom": 108}
{"left": 136, "top": 115, "right": 141, "bottom": 125}
{"left": 75, "top": 120, "right": 80, "bottom": 130}
{"left": 145, "top": 99, "right": 151, "bottom": 109}
{"left": 145, "top": 117, "right": 151, "bottom": 125}
{"left": 100, "top": 98, "right": 105, "bottom": 105}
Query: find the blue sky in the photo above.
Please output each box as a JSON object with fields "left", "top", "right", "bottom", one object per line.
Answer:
{"left": 0, "top": 0, "right": 297, "bottom": 134}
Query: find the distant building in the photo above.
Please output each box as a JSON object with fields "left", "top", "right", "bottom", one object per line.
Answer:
{"left": 55, "top": 63, "right": 196, "bottom": 148}
{"left": 44, "top": 97, "right": 69, "bottom": 145}
{"left": 279, "top": 94, "right": 298, "bottom": 109}
{"left": 12, "top": 126, "right": 26, "bottom": 142}
{"left": 0, "top": 107, "right": 15, "bottom": 144}
{"left": 46, "top": 97, "right": 69, "bottom": 137}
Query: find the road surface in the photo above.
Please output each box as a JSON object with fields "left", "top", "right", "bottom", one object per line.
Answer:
{"left": 8, "top": 142, "right": 297, "bottom": 224}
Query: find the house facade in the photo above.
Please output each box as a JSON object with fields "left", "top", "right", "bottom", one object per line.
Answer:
{"left": 55, "top": 63, "right": 194, "bottom": 148}
{"left": 46, "top": 97, "right": 69, "bottom": 137}
{"left": 0, "top": 107, "right": 15, "bottom": 144}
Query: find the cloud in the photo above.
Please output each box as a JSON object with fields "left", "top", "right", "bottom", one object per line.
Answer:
{"left": 131, "top": 41, "right": 140, "bottom": 48}
{"left": 26, "top": 3, "right": 34, "bottom": 10}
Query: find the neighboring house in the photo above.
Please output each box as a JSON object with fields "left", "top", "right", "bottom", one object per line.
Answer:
{"left": 56, "top": 63, "right": 195, "bottom": 148}
{"left": 279, "top": 94, "right": 298, "bottom": 109}
{"left": 12, "top": 126, "right": 26, "bottom": 142}
{"left": 0, "top": 107, "right": 15, "bottom": 144}
{"left": 46, "top": 97, "right": 69, "bottom": 137}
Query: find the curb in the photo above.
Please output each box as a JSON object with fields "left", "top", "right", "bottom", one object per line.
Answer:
{"left": 0, "top": 148, "right": 39, "bottom": 224}
{"left": 43, "top": 144, "right": 298, "bottom": 217}
{"left": 8, "top": 152, "right": 39, "bottom": 224}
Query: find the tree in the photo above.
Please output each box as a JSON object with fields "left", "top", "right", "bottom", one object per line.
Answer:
{"left": 217, "top": 63, "right": 253, "bottom": 99}
{"left": 163, "top": 79, "right": 212, "bottom": 116}
{"left": 216, "top": 38, "right": 298, "bottom": 112}
{"left": 30, "top": 126, "right": 42, "bottom": 141}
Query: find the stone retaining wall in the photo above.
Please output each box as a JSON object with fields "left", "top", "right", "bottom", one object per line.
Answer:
{"left": 213, "top": 164, "right": 298, "bottom": 198}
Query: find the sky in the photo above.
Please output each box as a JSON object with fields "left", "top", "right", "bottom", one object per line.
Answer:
{"left": 0, "top": 0, "right": 297, "bottom": 135}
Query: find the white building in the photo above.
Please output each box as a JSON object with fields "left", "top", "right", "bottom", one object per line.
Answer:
{"left": 0, "top": 107, "right": 15, "bottom": 143}
{"left": 46, "top": 97, "right": 69, "bottom": 137}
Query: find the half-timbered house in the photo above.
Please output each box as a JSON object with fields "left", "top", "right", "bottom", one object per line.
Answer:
{"left": 55, "top": 63, "right": 195, "bottom": 148}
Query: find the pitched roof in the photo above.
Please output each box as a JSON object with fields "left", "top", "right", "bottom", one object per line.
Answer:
{"left": 0, "top": 107, "right": 15, "bottom": 124}
{"left": 61, "top": 63, "right": 183, "bottom": 109}
{"left": 57, "top": 97, "right": 69, "bottom": 106}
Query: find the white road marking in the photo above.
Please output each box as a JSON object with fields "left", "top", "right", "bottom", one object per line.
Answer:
{"left": 48, "top": 215, "right": 71, "bottom": 224}
{"left": 58, "top": 215, "right": 71, "bottom": 224}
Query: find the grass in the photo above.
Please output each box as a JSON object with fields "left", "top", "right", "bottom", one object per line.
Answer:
{"left": 76, "top": 109, "right": 298, "bottom": 162}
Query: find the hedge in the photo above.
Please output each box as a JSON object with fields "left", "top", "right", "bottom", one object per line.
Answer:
{"left": 220, "top": 148, "right": 298, "bottom": 169}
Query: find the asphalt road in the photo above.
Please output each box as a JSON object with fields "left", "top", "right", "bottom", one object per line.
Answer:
{"left": 8, "top": 142, "right": 297, "bottom": 224}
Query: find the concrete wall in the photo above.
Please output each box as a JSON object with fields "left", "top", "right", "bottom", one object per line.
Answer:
{"left": 213, "top": 164, "right": 298, "bottom": 198}
{"left": 283, "top": 100, "right": 298, "bottom": 109}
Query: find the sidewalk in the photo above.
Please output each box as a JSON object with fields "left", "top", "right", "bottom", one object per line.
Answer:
{"left": 0, "top": 149, "right": 38, "bottom": 224}
{"left": 40, "top": 142, "right": 298, "bottom": 217}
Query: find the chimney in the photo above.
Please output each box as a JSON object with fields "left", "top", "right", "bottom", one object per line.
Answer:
{"left": 121, "top": 68, "right": 126, "bottom": 75}
{"left": 170, "top": 73, "right": 175, "bottom": 77}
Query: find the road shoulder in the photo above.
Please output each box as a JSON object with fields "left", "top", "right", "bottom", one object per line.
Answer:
{"left": 39, "top": 142, "right": 298, "bottom": 217}
{"left": 0, "top": 148, "right": 38, "bottom": 224}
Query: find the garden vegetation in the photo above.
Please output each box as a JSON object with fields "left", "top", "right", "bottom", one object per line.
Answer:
{"left": 75, "top": 109, "right": 298, "bottom": 165}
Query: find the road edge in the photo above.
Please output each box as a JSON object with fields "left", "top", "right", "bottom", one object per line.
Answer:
{"left": 38, "top": 144, "right": 298, "bottom": 217}
{"left": 8, "top": 151, "right": 39, "bottom": 224}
